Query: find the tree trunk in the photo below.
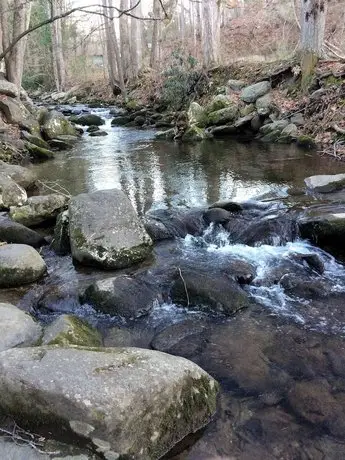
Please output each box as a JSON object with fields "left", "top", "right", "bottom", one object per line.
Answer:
{"left": 202, "top": 0, "right": 220, "bottom": 67}
{"left": 150, "top": 0, "right": 161, "bottom": 69}
{"left": 300, "top": 0, "right": 327, "bottom": 91}
{"left": 109, "top": 0, "right": 126, "bottom": 98}
{"left": 1, "top": 0, "right": 32, "bottom": 88}
{"left": 119, "top": 0, "right": 131, "bottom": 80}
{"left": 102, "top": 0, "right": 117, "bottom": 88}
{"left": 129, "top": 0, "right": 140, "bottom": 79}
{"left": 51, "top": 0, "right": 66, "bottom": 91}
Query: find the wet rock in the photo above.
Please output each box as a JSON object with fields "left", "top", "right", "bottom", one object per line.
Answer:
{"left": 259, "top": 119, "right": 289, "bottom": 136}
{"left": 42, "top": 315, "right": 102, "bottom": 347}
{"left": 74, "top": 114, "right": 104, "bottom": 126}
{"left": 240, "top": 81, "right": 271, "bottom": 103}
{"left": 305, "top": 173, "right": 345, "bottom": 193}
{"left": 224, "top": 259, "right": 256, "bottom": 285}
{"left": 89, "top": 130, "right": 108, "bottom": 137}
{"left": 111, "top": 115, "right": 131, "bottom": 126}
{"left": 134, "top": 115, "right": 146, "bottom": 126}
{"left": 206, "top": 106, "right": 239, "bottom": 126}
{"left": 280, "top": 273, "right": 327, "bottom": 299}
{"left": 144, "top": 208, "right": 205, "bottom": 240}
{"left": 104, "top": 326, "right": 153, "bottom": 348}
{"left": 25, "top": 141, "right": 55, "bottom": 162}
{"left": 250, "top": 113, "right": 262, "bottom": 132}
{"left": 296, "top": 135, "right": 316, "bottom": 150}
{"left": 151, "top": 319, "right": 208, "bottom": 357}
{"left": 155, "top": 128, "right": 175, "bottom": 140}
{"left": 0, "top": 244, "right": 46, "bottom": 287}
{"left": 281, "top": 123, "right": 298, "bottom": 137}
{"left": 0, "top": 216, "right": 46, "bottom": 247}
{"left": 203, "top": 207, "right": 232, "bottom": 225}
{"left": 182, "top": 125, "right": 206, "bottom": 142}
{"left": 290, "top": 253, "right": 325, "bottom": 274}
{"left": 41, "top": 110, "right": 77, "bottom": 140}
{"left": 0, "top": 346, "right": 218, "bottom": 459}
{"left": 82, "top": 274, "right": 160, "bottom": 319}
{"left": 0, "top": 302, "right": 42, "bottom": 351}
{"left": 170, "top": 268, "right": 250, "bottom": 316}
{"left": 227, "top": 79, "right": 246, "bottom": 92}
{"left": 86, "top": 125, "right": 100, "bottom": 133}
{"left": 240, "top": 104, "right": 256, "bottom": 117}
{"left": 10, "top": 194, "right": 68, "bottom": 227}
{"left": 53, "top": 210, "right": 70, "bottom": 255}
{"left": 298, "top": 205, "right": 345, "bottom": 257}
{"left": 209, "top": 200, "right": 243, "bottom": 212}
{"left": 233, "top": 114, "right": 255, "bottom": 129}
{"left": 206, "top": 95, "right": 231, "bottom": 113}
{"left": 69, "top": 189, "right": 152, "bottom": 269}
{"left": 0, "top": 174, "right": 27, "bottom": 207}
{"left": 0, "top": 79, "right": 19, "bottom": 98}
{"left": 49, "top": 135, "right": 80, "bottom": 150}
{"left": 0, "top": 439, "right": 49, "bottom": 460}
{"left": 0, "top": 96, "right": 40, "bottom": 134}
{"left": 187, "top": 102, "right": 207, "bottom": 127}
{"left": 21, "top": 131, "right": 50, "bottom": 149}
{"left": 207, "top": 125, "right": 236, "bottom": 137}
{"left": 0, "top": 160, "right": 36, "bottom": 190}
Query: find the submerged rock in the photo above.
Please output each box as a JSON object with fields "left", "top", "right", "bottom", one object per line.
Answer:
{"left": 0, "top": 244, "right": 46, "bottom": 287}
{"left": 82, "top": 274, "right": 160, "bottom": 318}
{"left": 305, "top": 174, "right": 345, "bottom": 193}
{"left": 74, "top": 114, "right": 104, "bottom": 126}
{"left": 89, "top": 130, "right": 108, "bottom": 137}
{"left": 170, "top": 268, "right": 250, "bottom": 315}
{"left": 10, "top": 193, "right": 68, "bottom": 227}
{"left": 0, "top": 216, "right": 46, "bottom": 247}
{"left": 0, "top": 346, "right": 218, "bottom": 459}
{"left": 0, "top": 303, "right": 42, "bottom": 351}
{"left": 69, "top": 189, "right": 152, "bottom": 269}
{"left": 42, "top": 315, "right": 102, "bottom": 347}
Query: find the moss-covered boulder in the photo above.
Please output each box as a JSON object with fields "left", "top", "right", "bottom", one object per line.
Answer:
{"left": 21, "top": 131, "right": 50, "bottom": 150}
{"left": 240, "top": 81, "right": 271, "bottom": 103}
{"left": 187, "top": 102, "right": 207, "bottom": 127}
{"left": 25, "top": 142, "right": 55, "bottom": 162}
{"left": 0, "top": 161, "right": 36, "bottom": 190}
{"left": 155, "top": 128, "right": 175, "bottom": 140}
{"left": 296, "top": 135, "right": 316, "bottom": 149}
{"left": 0, "top": 244, "right": 46, "bottom": 287}
{"left": 205, "top": 95, "right": 231, "bottom": 114}
{"left": 49, "top": 135, "right": 80, "bottom": 150}
{"left": 41, "top": 110, "right": 77, "bottom": 140}
{"left": 10, "top": 194, "right": 69, "bottom": 227}
{"left": 0, "top": 174, "right": 27, "bottom": 207}
{"left": 42, "top": 315, "right": 102, "bottom": 347}
{"left": 206, "top": 106, "right": 239, "bottom": 126}
{"left": 0, "top": 346, "right": 218, "bottom": 459}
{"left": 182, "top": 125, "right": 206, "bottom": 142}
{"left": 69, "top": 189, "right": 153, "bottom": 269}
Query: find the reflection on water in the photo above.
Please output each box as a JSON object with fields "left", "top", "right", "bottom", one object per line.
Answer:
{"left": 33, "top": 122, "right": 344, "bottom": 214}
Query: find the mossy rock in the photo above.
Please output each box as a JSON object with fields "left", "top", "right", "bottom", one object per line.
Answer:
{"left": 182, "top": 125, "right": 206, "bottom": 142}
{"left": 42, "top": 315, "right": 102, "bottom": 347}
{"left": 296, "top": 135, "right": 316, "bottom": 150}
{"left": 25, "top": 142, "right": 54, "bottom": 162}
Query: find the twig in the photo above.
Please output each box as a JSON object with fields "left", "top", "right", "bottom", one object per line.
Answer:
{"left": 332, "top": 124, "right": 345, "bottom": 135}
{"left": 0, "top": 425, "right": 59, "bottom": 455}
{"left": 36, "top": 180, "right": 71, "bottom": 198}
{"left": 177, "top": 267, "right": 190, "bottom": 307}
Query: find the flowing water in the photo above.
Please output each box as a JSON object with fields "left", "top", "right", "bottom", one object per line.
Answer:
{"left": 29, "top": 107, "right": 345, "bottom": 459}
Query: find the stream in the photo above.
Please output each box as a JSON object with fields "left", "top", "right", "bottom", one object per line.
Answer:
{"left": 13, "top": 107, "right": 345, "bottom": 458}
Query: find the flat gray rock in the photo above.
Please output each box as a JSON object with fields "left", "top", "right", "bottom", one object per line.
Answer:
{"left": 0, "top": 244, "right": 46, "bottom": 287}
{"left": 0, "top": 302, "right": 42, "bottom": 351}
{"left": 0, "top": 216, "right": 46, "bottom": 247}
{"left": 305, "top": 174, "right": 345, "bottom": 193}
{"left": 69, "top": 189, "right": 152, "bottom": 269}
{"left": 0, "top": 439, "right": 48, "bottom": 460}
{"left": 0, "top": 161, "right": 36, "bottom": 189}
{"left": 240, "top": 81, "right": 271, "bottom": 103}
{"left": 0, "top": 347, "right": 218, "bottom": 459}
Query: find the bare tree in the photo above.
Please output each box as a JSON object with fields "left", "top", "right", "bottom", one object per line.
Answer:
{"left": 300, "top": 0, "right": 327, "bottom": 90}
{"left": 51, "top": 0, "right": 66, "bottom": 91}
{"left": 201, "top": 0, "right": 221, "bottom": 67}
{"left": 120, "top": 0, "right": 131, "bottom": 79}
{"left": 150, "top": 0, "right": 161, "bottom": 68}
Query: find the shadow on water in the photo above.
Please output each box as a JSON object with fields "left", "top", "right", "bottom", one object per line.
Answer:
{"left": 28, "top": 119, "right": 345, "bottom": 459}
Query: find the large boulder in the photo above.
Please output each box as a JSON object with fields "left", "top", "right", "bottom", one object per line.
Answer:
{"left": 74, "top": 114, "right": 104, "bottom": 126}
{"left": 206, "top": 106, "right": 239, "bottom": 126}
{"left": 42, "top": 315, "right": 102, "bottom": 347}
{"left": 69, "top": 189, "right": 152, "bottom": 269}
{"left": 0, "top": 79, "right": 19, "bottom": 98}
{"left": 25, "top": 142, "right": 55, "bottom": 162}
{"left": 187, "top": 102, "right": 207, "bottom": 127}
{"left": 10, "top": 194, "right": 68, "bottom": 227}
{"left": 206, "top": 95, "right": 231, "bottom": 113}
{"left": 0, "top": 303, "right": 42, "bottom": 351}
{"left": 256, "top": 93, "right": 273, "bottom": 116}
{"left": 0, "top": 161, "right": 36, "bottom": 189}
{"left": 0, "top": 216, "right": 46, "bottom": 248}
{"left": 0, "top": 173, "right": 27, "bottom": 207}
{"left": 305, "top": 174, "right": 345, "bottom": 193}
{"left": 0, "top": 96, "right": 40, "bottom": 134}
{"left": 41, "top": 110, "right": 77, "bottom": 140}
{"left": 0, "top": 244, "right": 46, "bottom": 287}
{"left": 240, "top": 81, "right": 271, "bottom": 103}
{"left": 170, "top": 268, "right": 250, "bottom": 315}
{"left": 0, "top": 347, "right": 218, "bottom": 459}
{"left": 82, "top": 274, "right": 160, "bottom": 318}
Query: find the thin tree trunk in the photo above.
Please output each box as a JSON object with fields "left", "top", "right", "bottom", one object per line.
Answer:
{"left": 150, "top": 0, "right": 161, "bottom": 68}
{"left": 202, "top": 0, "right": 218, "bottom": 67}
{"left": 102, "top": 0, "right": 117, "bottom": 88}
{"left": 51, "top": 0, "right": 66, "bottom": 91}
{"left": 109, "top": 0, "right": 126, "bottom": 97}
{"left": 300, "top": 0, "right": 327, "bottom": 91}
{"left": 130, "top": 0, "right": 140, "bottom": 78}
{"left": 119, "top": 0, "right": 131, "bottom": 80}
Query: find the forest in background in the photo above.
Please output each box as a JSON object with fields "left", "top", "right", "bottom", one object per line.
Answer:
{"left": 0, "top": 0, "right": 345, "bottom": 97}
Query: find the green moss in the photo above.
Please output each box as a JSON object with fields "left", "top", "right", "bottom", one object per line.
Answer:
{"left": 72, "top": 228, "right": 87, "bottom": 247}
{"left": 325, "top": 75, "right": 343, "bottom": 87}
{"left": 47, "top": 316, "right": 102, "bottom": 347}
{"left": 296, "top": 135, "right": 316, "bottom": 150}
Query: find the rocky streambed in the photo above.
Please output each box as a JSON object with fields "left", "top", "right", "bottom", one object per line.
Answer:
{"left": 2, "top": 104, "right": 345, "bottom": 459}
